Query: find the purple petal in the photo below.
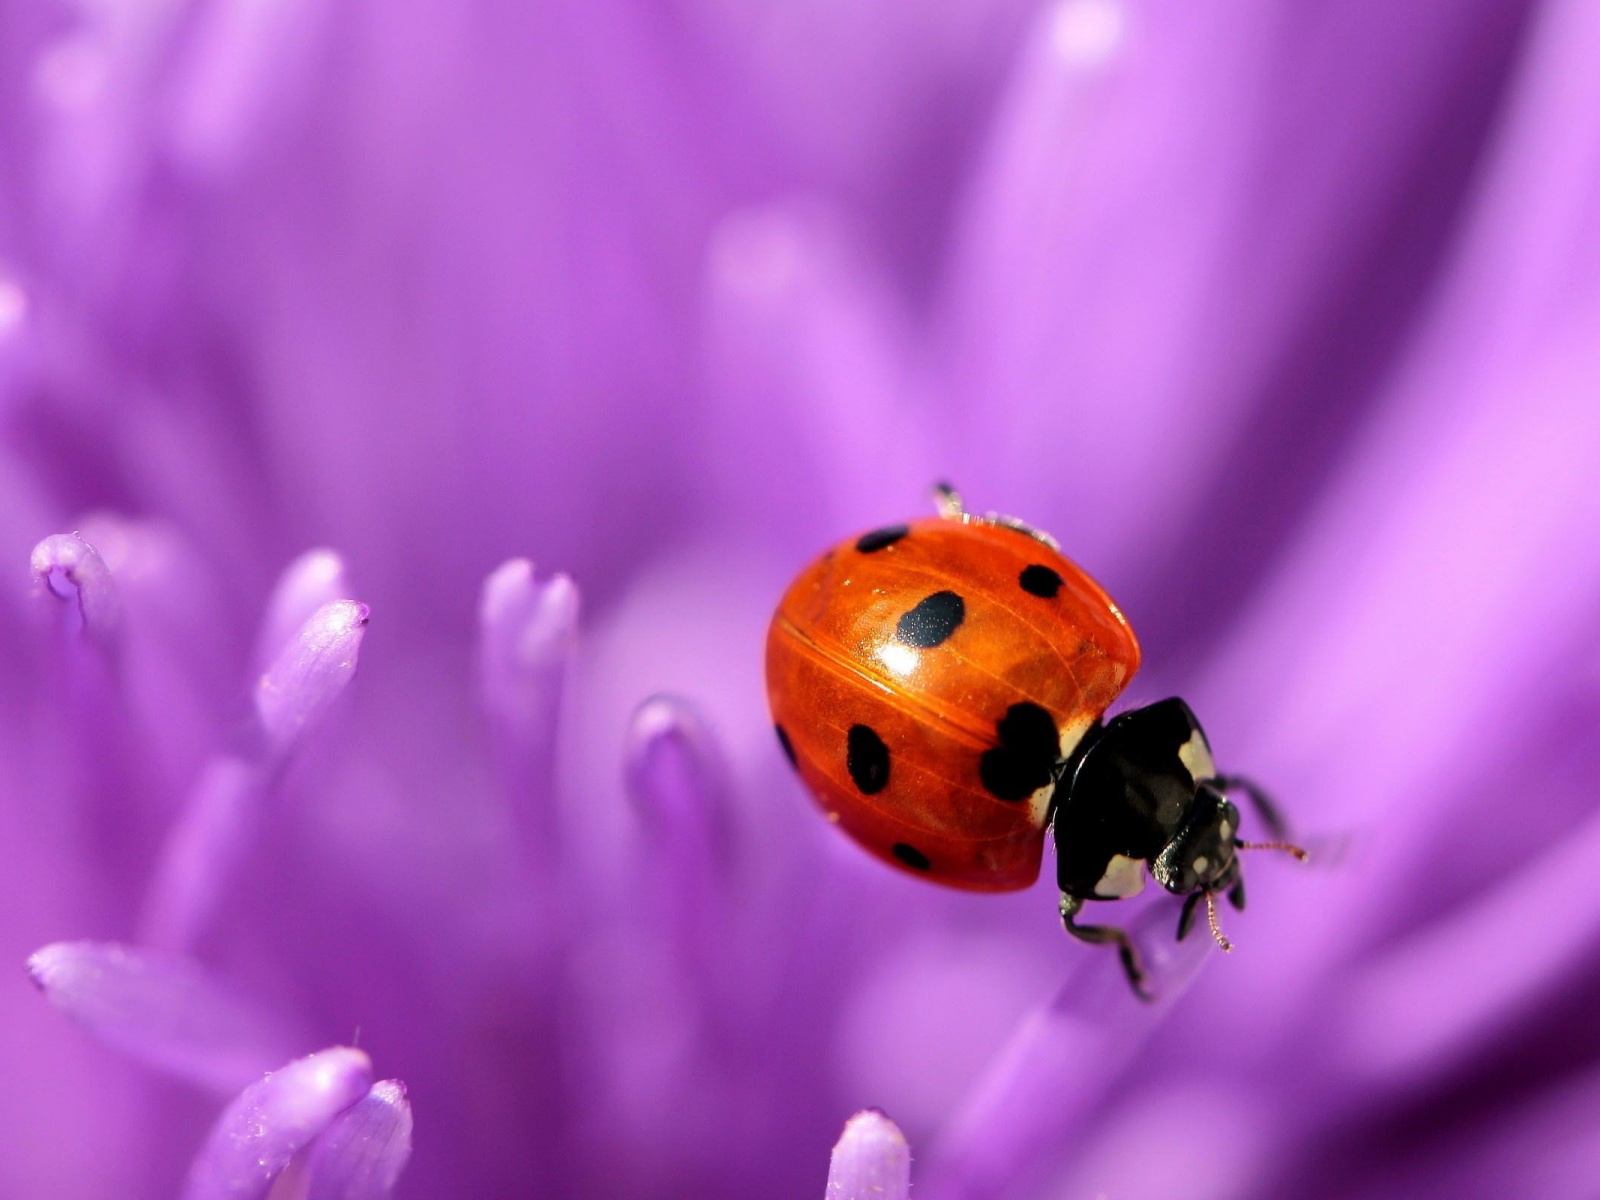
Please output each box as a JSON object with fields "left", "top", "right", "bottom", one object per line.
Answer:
{"left": 623, "top": 694, "right": 730, "bottom": 869}
{"left": 623, "top": 695, "right": 734, "bottom": 963}
{"left": 166, "top": 0, "right": 331, "bottom": 180}
{"left": 254, "top": 599, "right": 369, "bottom": 759}
{"left": 0, "top": 276, "right": 25, "bottom": 336}
{"left": 26, "top": 941, "right": 298, "bottom": 1096}
{"left": 825, "top": 1109, "right": 911, "bottom": 1200}
{"left": 184, "top": 1047, "right": 373, "bottom": 1200}
{"left": 1335, "top": 801, "right": 1600, "bottom": 1086}
{"left": 30, "top": 531, "right": 121, "bottom": 646}
{"left": 71, "top": 512, "right": 235, "bottom": 754}
{"left": 700, "top": 203, "right": 930, "bottom": 542}
{"left": 473, "top": 563, "right": 576, "bottom": 790}
{"left": 920, "top": 899, "right": 1210, "bottom": 1200}
{"left": 301, "top": 1080, "right": 414, "bottom": 1200}
{"left": 255, "top": 550, "right": 353, "bottom": 675}
{"left": 477, "top": 559, "right": 579, "bottom": 733}
{"left": 939, "top": 0, "right": 1528, "bottom": 601}
{"left": 138, "top": 756, "right": 267, "bottom": 954}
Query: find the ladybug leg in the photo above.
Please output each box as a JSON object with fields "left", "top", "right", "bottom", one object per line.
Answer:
{"left": 1227, "top": 874, "right": 1247, "bottom": 912}
{"left": 1213, "top": 774, "right": 1293, "bottom": 842}
{"left": 1060, "top": 895, "right": 1151, "bottom": 1000}
{"left": 1176, "top": 891, "right": 1205, "bottom": 942}
{"left": 932, "top": 481, "right": 965, "bottom": 519}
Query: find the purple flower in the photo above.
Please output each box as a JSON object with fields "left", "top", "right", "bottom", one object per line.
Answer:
{"left": 4, "top": 0, "right": 1599, "bottom": 1197}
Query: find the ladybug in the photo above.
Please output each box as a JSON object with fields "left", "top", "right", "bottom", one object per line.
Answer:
{"left": 765, "top": 485, "right": 1305, "bottom": 996}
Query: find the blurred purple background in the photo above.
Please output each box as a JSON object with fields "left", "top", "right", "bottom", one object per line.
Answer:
{"left": 3, "top": 0, "right": 1599, "bottom": 1196}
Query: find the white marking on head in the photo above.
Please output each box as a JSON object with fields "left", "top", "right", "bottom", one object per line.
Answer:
{"left": 1219, "top": 819, "right": 1233, "bottom": 842}
{"left": 1177, "top": 728, "right": 1216, "bottom": 784}
{"left": 1192, "top": 855, "right": 1210, "bottom": 875}
{"left": 1093, "top": 854, "right": 1146, "bottom": 899}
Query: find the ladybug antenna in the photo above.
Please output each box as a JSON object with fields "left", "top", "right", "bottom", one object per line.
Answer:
{"left": 933, "top": 481, "right": 965, "bottom": 519}
{"left": 1205, "top": 891, "right": 1233, "bottom": 953}
{"left": 1235, "top": 838, "right": 1310, "bottom": 863}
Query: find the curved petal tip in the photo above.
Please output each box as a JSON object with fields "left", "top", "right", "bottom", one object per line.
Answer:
{"left": 826, "top": 1109, "right": 912, "bottom": 1200}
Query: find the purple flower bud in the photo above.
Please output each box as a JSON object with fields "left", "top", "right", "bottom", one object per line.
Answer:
{"left": 25, "top": 940, "right": 298, "bottom": 1096}
{"left": 825, "top": 1110, "right": 911, "bottom": 1200}
{"left": 255, "top": 599, "right": 369, "bottom": 760}
{"left": 183, "top": 1047, "right": 373, "bottom": 1200}
{"left": 30, "top": 531, "right": 121, "bottom": 647}
{"left": 255, "top": 549, "right": 352, "bottom": 675}
{"left": 301, "top": 1080, "right": 414, "bottom": 1200}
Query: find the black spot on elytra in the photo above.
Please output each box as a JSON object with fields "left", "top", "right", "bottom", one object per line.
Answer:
{"left": 855, "top": 525, "right": 909, "bottom": 553}
{"left": 775, "top": 724, "right": 798, "bottom": 770}
{"left": 892, "top": 843, "right": 931, "bottom": 871}
{"left": 1019, "top": 564, "right": 1063, "bottom": 598}
{"left": 895, "top": 591, "right": 965, "bottom": 648}
{"left": 847, "top": 725, "right": 891, "bottom": 795}
{"left": 980, "top": 702, "right": 1060, "bottom": 802}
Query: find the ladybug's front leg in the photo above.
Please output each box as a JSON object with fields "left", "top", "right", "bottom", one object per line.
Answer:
{"left": 1060, "top": 894, "right": 1150, "bottom": 1000}
{"left": 1176, "top": 891, "right": 1205, "bottom": 942}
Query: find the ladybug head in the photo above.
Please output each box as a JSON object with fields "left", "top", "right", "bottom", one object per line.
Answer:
{"left": 1150, "top": 786, "right": 1241, "bottom": 895}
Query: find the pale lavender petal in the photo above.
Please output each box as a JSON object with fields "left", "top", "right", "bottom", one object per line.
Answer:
{"left": 700, "top": 203, "right": 931, "bottom": 543}
{"left": 1046, "top": 1080, "right": 1275, "bottom": 1200}
{"left": 138, "top": 756, "right": 267, "bottom": 954}
{"left": 166, "top": 0, "right": 331, "bottom": 180}
{"left": 301, "top": 1080, "right": 413, "bottom": 1200}
{"left": 476, "top": 559, "right": 578, "bottom": 853}
{"left": 623, "top": 695, "right": 733, "bottom": 963}
{"left": 473, "top": 563, "right": 576, "bottom": 774}
{"left": 921, "top": 899, "right": 1211, "bottom": 1200}
{"left": 477, "top": 560, "right": 579, "bottom": 735}
{"left": 185, "top": 1047, "right": 373, "bottom": 1200}
{"left": 1180, "top": 4, "right": 1600, "bottom": 1017}
{"left": 623, "top": 694, "right": 730, "bottom": 872}
{"left": 67, "top": 512, "right": 235, "bottom": 784}
{"left": 940, "top": 0, "right": 1527, "bottom": 603}
{"left": 255, "top": 599, "right": 370, "bottom": 760}
{"left": 26, "top": 941, "right": 298, "bottom": 1096}
{"left": 30, "top": 531, "right": 121, "bottom": 646}
{"left": 0, "top": 276, "right": 25, "bottom": 338}
{"left": 825, "top": 1109, "right": 911, "bottom": 1200}
{"left": 1334, "top": 797, "right": 1600, "bottom": 1086}
{"left": 255, "top": 550, "right": 353, "bottom": 675}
